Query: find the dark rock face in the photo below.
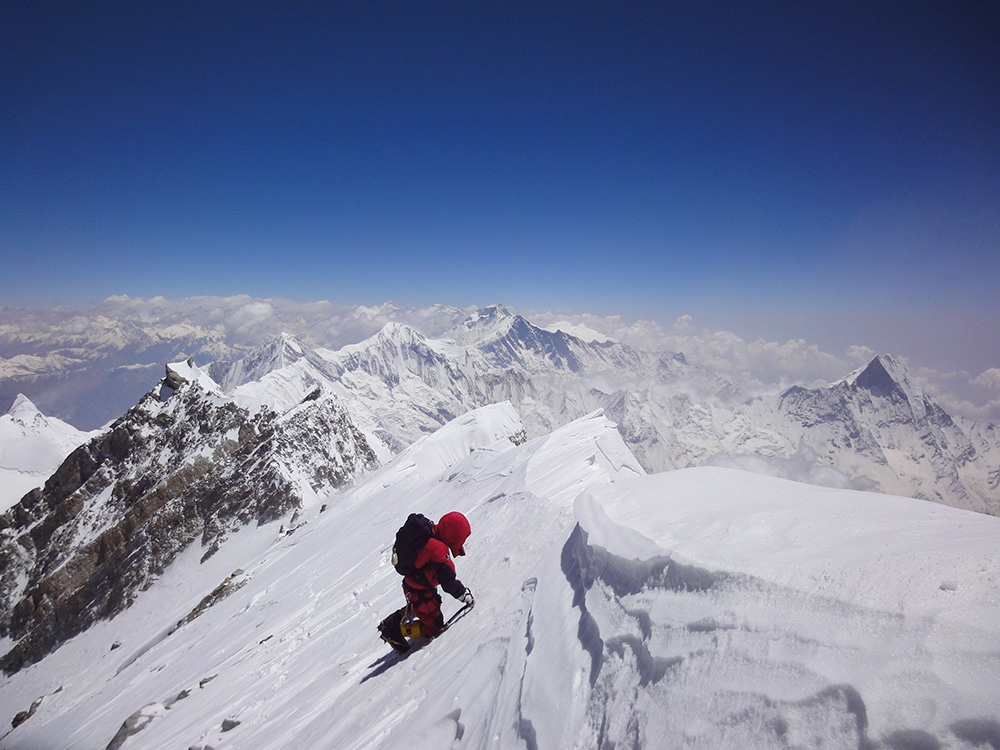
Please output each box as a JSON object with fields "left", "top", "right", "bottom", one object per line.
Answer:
{"left": 0, "top": 378, "right": 377, "bottom": 675}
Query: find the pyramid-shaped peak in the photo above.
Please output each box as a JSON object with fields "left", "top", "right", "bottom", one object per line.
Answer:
{"left": 207, "top": 333, "right": 323, "bottom": 395}
{"left": 374, "top": 320, "right": 424, "bottom": 341}
{"left": 4, "top": 393, "right": 41, "bottom": 419}
{"left": 853, "top": 356, "right": 894, "bottom": 390}
{"left": 849, "top": 355, "right": 926, "bottom": 412}
{"left": 238, "top": 332, "right": 313, "bottom": 369}
{"left": 852, "top": 355, "right": 907, "bottom": 390}
{"left": 267, "top": 332, "right": 307, "bottom": 357}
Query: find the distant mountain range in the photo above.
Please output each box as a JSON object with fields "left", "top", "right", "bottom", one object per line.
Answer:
{"left": 1, "top": 302, "right": 998, "bottom": 698}
{"left": 3, "top": 304, "right": 998, "bottom": 515}
{"left": 202, "top": 305, "right": 999, "bottom": 514}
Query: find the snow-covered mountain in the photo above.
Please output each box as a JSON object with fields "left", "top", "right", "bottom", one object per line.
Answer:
{"left": 7, "top": 303, "right": 993, "bottom": 523}
{"left": 311, "top": 307, "right": 740, "bottom": 462}
{"left": 0, "top": 359, "right": 377, "bottom": 674}
{"left": 1, "top": 405, "right": 997, "bottom": 749}
{"left": 211, "top": 306, "right": 997, "bottom": 516}
{"left": 0, "top": 395, "right": 99, "bottom": 512}
{"left": 736, "top": 355, "right": 1000, "bottom": 515}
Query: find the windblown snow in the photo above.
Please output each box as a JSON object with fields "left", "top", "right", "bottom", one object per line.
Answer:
{"left": 1, "top": 404, "right": 998, "bottom": 749}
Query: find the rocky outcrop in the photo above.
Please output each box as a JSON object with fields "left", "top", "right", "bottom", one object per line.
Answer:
{"left": 0, "top": 370, "right": 377, "bottom": 674}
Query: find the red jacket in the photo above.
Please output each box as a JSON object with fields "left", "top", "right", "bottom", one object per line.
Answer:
{"left": 404, "top": 512, "right": 471, "bottom": 599}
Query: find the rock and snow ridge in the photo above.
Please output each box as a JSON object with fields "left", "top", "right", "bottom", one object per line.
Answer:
{"left": 0, "top": 405, "right": 997, "bottom": 749}
{"left": 0, "top": 361, "right": 378, "bottom": 674}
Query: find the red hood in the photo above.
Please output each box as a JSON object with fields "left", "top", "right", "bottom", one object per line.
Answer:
{"left": 436, "top": 511, "right": 471, "bottom": 557}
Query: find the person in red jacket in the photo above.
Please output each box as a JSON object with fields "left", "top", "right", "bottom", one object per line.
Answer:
{"left": 379, "top": 511, "right": 474, "bottom": 653}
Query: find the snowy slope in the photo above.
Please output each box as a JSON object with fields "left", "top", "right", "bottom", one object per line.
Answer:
{"left": 0, "top": 359, "right": 379, "bottom": 674}
{"left": 0, "top": 394, "right": 99, "bottom": 512}
{"left": 2, "top": 406, "right": 998, "bottom": 749}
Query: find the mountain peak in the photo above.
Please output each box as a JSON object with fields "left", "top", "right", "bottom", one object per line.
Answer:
{"left": 208, "top": 333, "right": 314, "bottom": 394}
{"left": 442, "top": 304, "right": 519, "bottom": 347}
{"left": 163, "top": 358, "right": 222, "bottom": 397}
{"left": 850, "top": 355, "right": 907, "bottom": 391}
{"left": 4, "top": 393, "right": 41, "bottom": 420}
{"left": 265, "top": 332, "right": 308, "bottom": 361}
{"left": 845, "top": 354, "right": 928, "bottom": 418}
{"left": 478, "top": 303, "right": 513, "bottom": 319}
{"left": 373, "top": 320, "right": 423, "bottom": 342}
{"left": 466, "top": 304, "right": 514, "bottom": 330}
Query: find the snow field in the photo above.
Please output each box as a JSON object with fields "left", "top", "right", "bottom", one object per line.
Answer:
{"left": 1, "top": 405, "right": 998, "bottom": 749}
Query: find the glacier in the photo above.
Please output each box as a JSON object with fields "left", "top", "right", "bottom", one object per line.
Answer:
{"left": 1, "top": 404, "right": 998, "bottom": 749}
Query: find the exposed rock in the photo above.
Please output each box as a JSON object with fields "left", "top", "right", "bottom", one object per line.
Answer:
{"left": 0, "top": 370, "right": 377, "bottom": 675}
{"left": 170, "top": 570, "right": 248, "bottom": 634}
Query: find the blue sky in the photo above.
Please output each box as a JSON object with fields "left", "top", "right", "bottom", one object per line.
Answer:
{"left": 1, "top": 2, "right": 998, "bottom": 373}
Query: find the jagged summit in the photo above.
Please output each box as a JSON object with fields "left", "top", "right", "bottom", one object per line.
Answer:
{"left": 469, "top": 303, "right": 514, "bottom": 327}
{"left": 442, "top": 305, "right": 587, "bottom": 374}
{"left": 445, "top": 304, "right": 517, "bottom": 345}
{"left": 163, "top": 358, "right": 223, "bottom": 398}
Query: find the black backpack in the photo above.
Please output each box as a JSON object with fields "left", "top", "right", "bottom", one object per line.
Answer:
{"left": 392, "top": 513, "right": 435, "bottom": 579}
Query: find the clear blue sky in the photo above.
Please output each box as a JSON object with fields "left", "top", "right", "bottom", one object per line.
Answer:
{"left": 2, "top": 2, "right": 997, "bottom": 371}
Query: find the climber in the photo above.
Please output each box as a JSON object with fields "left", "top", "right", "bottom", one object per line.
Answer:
{"left": 378, "top": 511, "right": 475, "bottom": 653}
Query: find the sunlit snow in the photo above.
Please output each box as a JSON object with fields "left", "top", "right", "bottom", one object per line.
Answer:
{"left": 0, "top": 394, "right": 99, "bottom": 512}
{"left": 1, "top": 406, "right": 998, "bottom": 749}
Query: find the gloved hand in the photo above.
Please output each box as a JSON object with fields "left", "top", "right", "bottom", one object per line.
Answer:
{"left": 459, "top": 588, "right": 475, "bottom": 607}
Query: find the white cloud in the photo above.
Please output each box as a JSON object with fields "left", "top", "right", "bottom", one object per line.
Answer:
{"left": 60, "top": 316, "right": 92, "bottom": 335}
{"left": 846, "top": 345, "right": 876, "bottom": 364}
{"left": 917, "top": 366, "right": 1000, "bottom": 423}
{"left": 973, "top": 368, "right": 1000, "bottom": 390}
{"left": 226, "top": 301, "right": 275, "bottom": 336}
{"left": 533, "top": 312, "right": 855, "bottom": 390}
